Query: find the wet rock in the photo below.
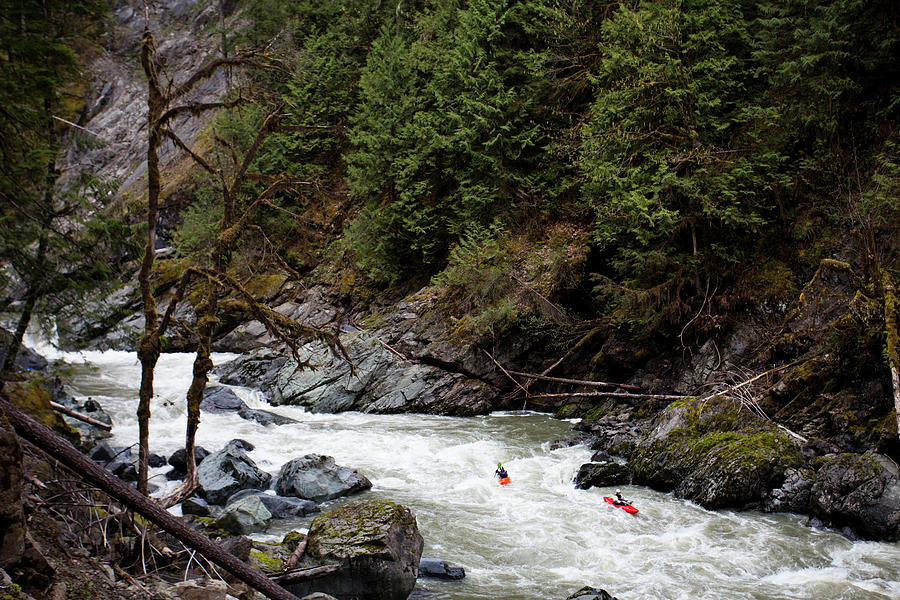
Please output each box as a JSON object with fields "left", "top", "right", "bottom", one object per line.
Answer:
{"left": 201, "top": 386, "right": 245, "bottom": 412}
{"left": 764, "top": 467, "right": 815, "bottom": 514}
{"left": 168, "top": 446, "right": 210, "bottom": 471}
{"left": 629, "top": 399, "right": 803, "bottom": 510}
{"left": 0, "top": 328, "right": 47, "bottom": 372}
{"left": 807, "top": 451, "right": 900, "bottom": 541}
{"left": 567, "top": 587, "right": 620, "bottom": 600}
{"left": 237, "top": 406, "right": 298, "bottom": 426}
{"left": 200, "top": 387, "right": 297, "bottom": 426}
{"left": 198, "top": 442, "right": 273, "bottom": 505}
{"left": 213, "top": 348, "right": 288, "bottom": 401}
{"left": 148, "top": 453, "right": 167, "bottom": 468}
{"left": 87, "top": 441, "right": 119, "bottom": 463}
{"left": 225, "top": 490, "right": 319, "bottom": 519}
{"left": 274, "top": 454, "right": 372, "bottom": 503}
{"left": 418, "top": 558, "right": 465, "bottom": 580}
{"left": 573, "top": 461, "right": 630, "bottom": 490}
{"left": 215, "top": 496, "right": 272, "bottom": 535}
{"left": 181, "top": 497, "right": 211, "bottom": 517}
{"left": 285, "top": 500, "right": 424, "bottom": 600}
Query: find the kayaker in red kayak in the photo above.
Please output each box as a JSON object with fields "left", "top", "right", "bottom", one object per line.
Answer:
{"left": 495, "top": 462, "right": 509, "bottom": 484}
{"left": 613, "top": 490, "right": 632, "bottom": 506}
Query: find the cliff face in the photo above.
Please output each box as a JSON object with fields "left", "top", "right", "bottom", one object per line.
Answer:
{"left": 59, "top": 0, "right": 234, "bottom": 210}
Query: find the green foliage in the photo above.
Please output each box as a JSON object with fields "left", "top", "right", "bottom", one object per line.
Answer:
{"left": 174, "top": 182, "right": 224, "bottom": 262}
{"left": 346, "top": 0, "right": 545, "bottom": 281}
{"left": 581, "top": 0, "right": 786, "bottom": 289}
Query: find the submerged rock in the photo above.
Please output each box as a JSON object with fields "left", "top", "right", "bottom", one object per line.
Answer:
{"left": 567, "top": 587, "right": 620, "bottom": 600}
{"left": 285, "top": 500, "right": 424, "bottom": 600}
{"left": 275, "top": 454, "right": 372, "bottom": 503}
{"left": 418, "top": 558, "right": 465, "bottom": 580}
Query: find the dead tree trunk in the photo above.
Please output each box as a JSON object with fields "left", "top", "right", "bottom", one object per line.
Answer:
{"left": 885, "top": 278, "right": 900, "bottom": 436}
{"left": 0, "top": 395, "right": 304, "bottom": 600}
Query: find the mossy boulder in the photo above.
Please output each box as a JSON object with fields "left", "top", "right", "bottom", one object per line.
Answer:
{"left": 3, "top": 378, "right": 79, "bottom": 444}
{"left": 629, "top": 399, "right": 803, "bottom": 509}
{"left": 285, "top": 500, "right": 423, "bottom": 600}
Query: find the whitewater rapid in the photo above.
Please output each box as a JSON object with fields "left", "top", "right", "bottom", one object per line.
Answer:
{"left": 33, "top": 342, "right": 900, "bottom": 600}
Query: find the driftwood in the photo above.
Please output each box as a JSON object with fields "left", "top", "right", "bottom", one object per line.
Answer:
{"left": 698, "top": 356, "right": 811, "bottom": 403}
{"left": 0, "top": 395, "right": 301, "bottom": 600}
{"left": 481, "top": 349, "right": 529, "bottom": 396}
{"left": 270, "top": 565, "right": 341, "bottom": 585}
{"left": 282, "top": 535, "right": 307, "bottom": 572}
{"left": 524, "top": 391, "right": 689, "bottom": 401}
{"left": 49, "top": 401, "right": 112, "bottom": 431}
{"left": 505, "top": 371, "right": 641, "bottom": 391}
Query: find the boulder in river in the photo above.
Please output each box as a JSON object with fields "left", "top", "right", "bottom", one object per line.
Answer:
{"left": 215, "top": 495, "right": 272, "bottom": 535}
{"left": 573, "top": 461, "right": 630, "bottom": 490}
{"left": 275, "top": 454, "right": 372, "bottom": 503}
{"left": 566, "top": 587, "right": 621, "bottom": 600}
{"left": 198, "top": 442, "right": 273, "bottom": 505}
{"left": 225, "top": 489, "right": 319, "bottom": 518}
{"left": 201, "top": 386, "right": 298, "bottom": 426}
{"left": 628, "top": 398, "right": 804, "bottom": 509}
{"left": 806, "top": 451, "right": 900, "bottom": 541}
{"left": 284, "top": 500, "right": 424, "bottom": 600}
{"left": 418, "top": 558, "right": 465, "bottom": 580}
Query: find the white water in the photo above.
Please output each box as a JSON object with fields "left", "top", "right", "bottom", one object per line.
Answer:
{"left": 33, "top": 340, "right": 900, "bottom": 600}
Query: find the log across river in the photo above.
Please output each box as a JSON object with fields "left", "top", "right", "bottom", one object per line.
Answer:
{"left": 36, "top": 343, "right": 900, "bottom": 600}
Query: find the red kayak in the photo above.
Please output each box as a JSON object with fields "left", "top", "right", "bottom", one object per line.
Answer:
{"left": 498, "top": 477, "right": 511, "bottom": 485}
{"left": 603, "top": 496, "right": 638, "bottom": 514}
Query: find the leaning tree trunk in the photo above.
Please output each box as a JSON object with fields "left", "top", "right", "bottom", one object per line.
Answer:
{"left": 135, "top": 25, "right": 165, "bottom": 496}
{"left": 0, "top": 395, "right": 303, "bottom": 600}
{"left": 885, "top": 277, "right": 900, "bottom": 436}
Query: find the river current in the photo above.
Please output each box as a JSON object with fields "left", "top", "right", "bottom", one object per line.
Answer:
{"left": 33, "top": 343, "right": 900, "bottom": 600}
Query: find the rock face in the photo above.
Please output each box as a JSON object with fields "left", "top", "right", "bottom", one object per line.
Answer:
{"left": 286, "top": 500, "right": 424, "bottom": 600}
{"left": 274, "top": 330, "right": 493, "bottom": 415}
{"left": 275, "top": 454, "right": 372, "bottom": 503}
{"left": 197, "top": 442, "right": 273, "bottom": 505}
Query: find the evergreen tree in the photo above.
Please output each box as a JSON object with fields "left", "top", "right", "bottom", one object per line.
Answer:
{"left": 580, "top": 0, "right": 784, "bottom": 299}
{"left": 0, "top": 0, "right": 115, "bottom": 376}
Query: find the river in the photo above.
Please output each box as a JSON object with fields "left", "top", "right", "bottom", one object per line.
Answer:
{"left": 34, "top": 344, "right": 900, "bottom": 600}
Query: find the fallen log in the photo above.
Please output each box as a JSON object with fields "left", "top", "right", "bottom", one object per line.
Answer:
{"left": 505, "top": 371, "right": 641, "bottom": 391}
{"left": 50, "top": 401, "right": 112, "bottom": 431}
{"left": 0, "top": 395, "right": 301, "bottom": 600}
{"left": 282, "top": 535, "right": 307, "bottom": 572}
{"left": 271, "top": 564, "right": 341, "bottom": 585}
{"left": 524, "top": 391, "right": 689, "bottom": 401}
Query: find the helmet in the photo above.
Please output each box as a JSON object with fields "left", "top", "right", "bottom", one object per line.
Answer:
{"left": 498, "top": 462, "right": 502, "bottom": 468}
{"left": 616, "top": 490, "right": 621, "bottom": 494}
